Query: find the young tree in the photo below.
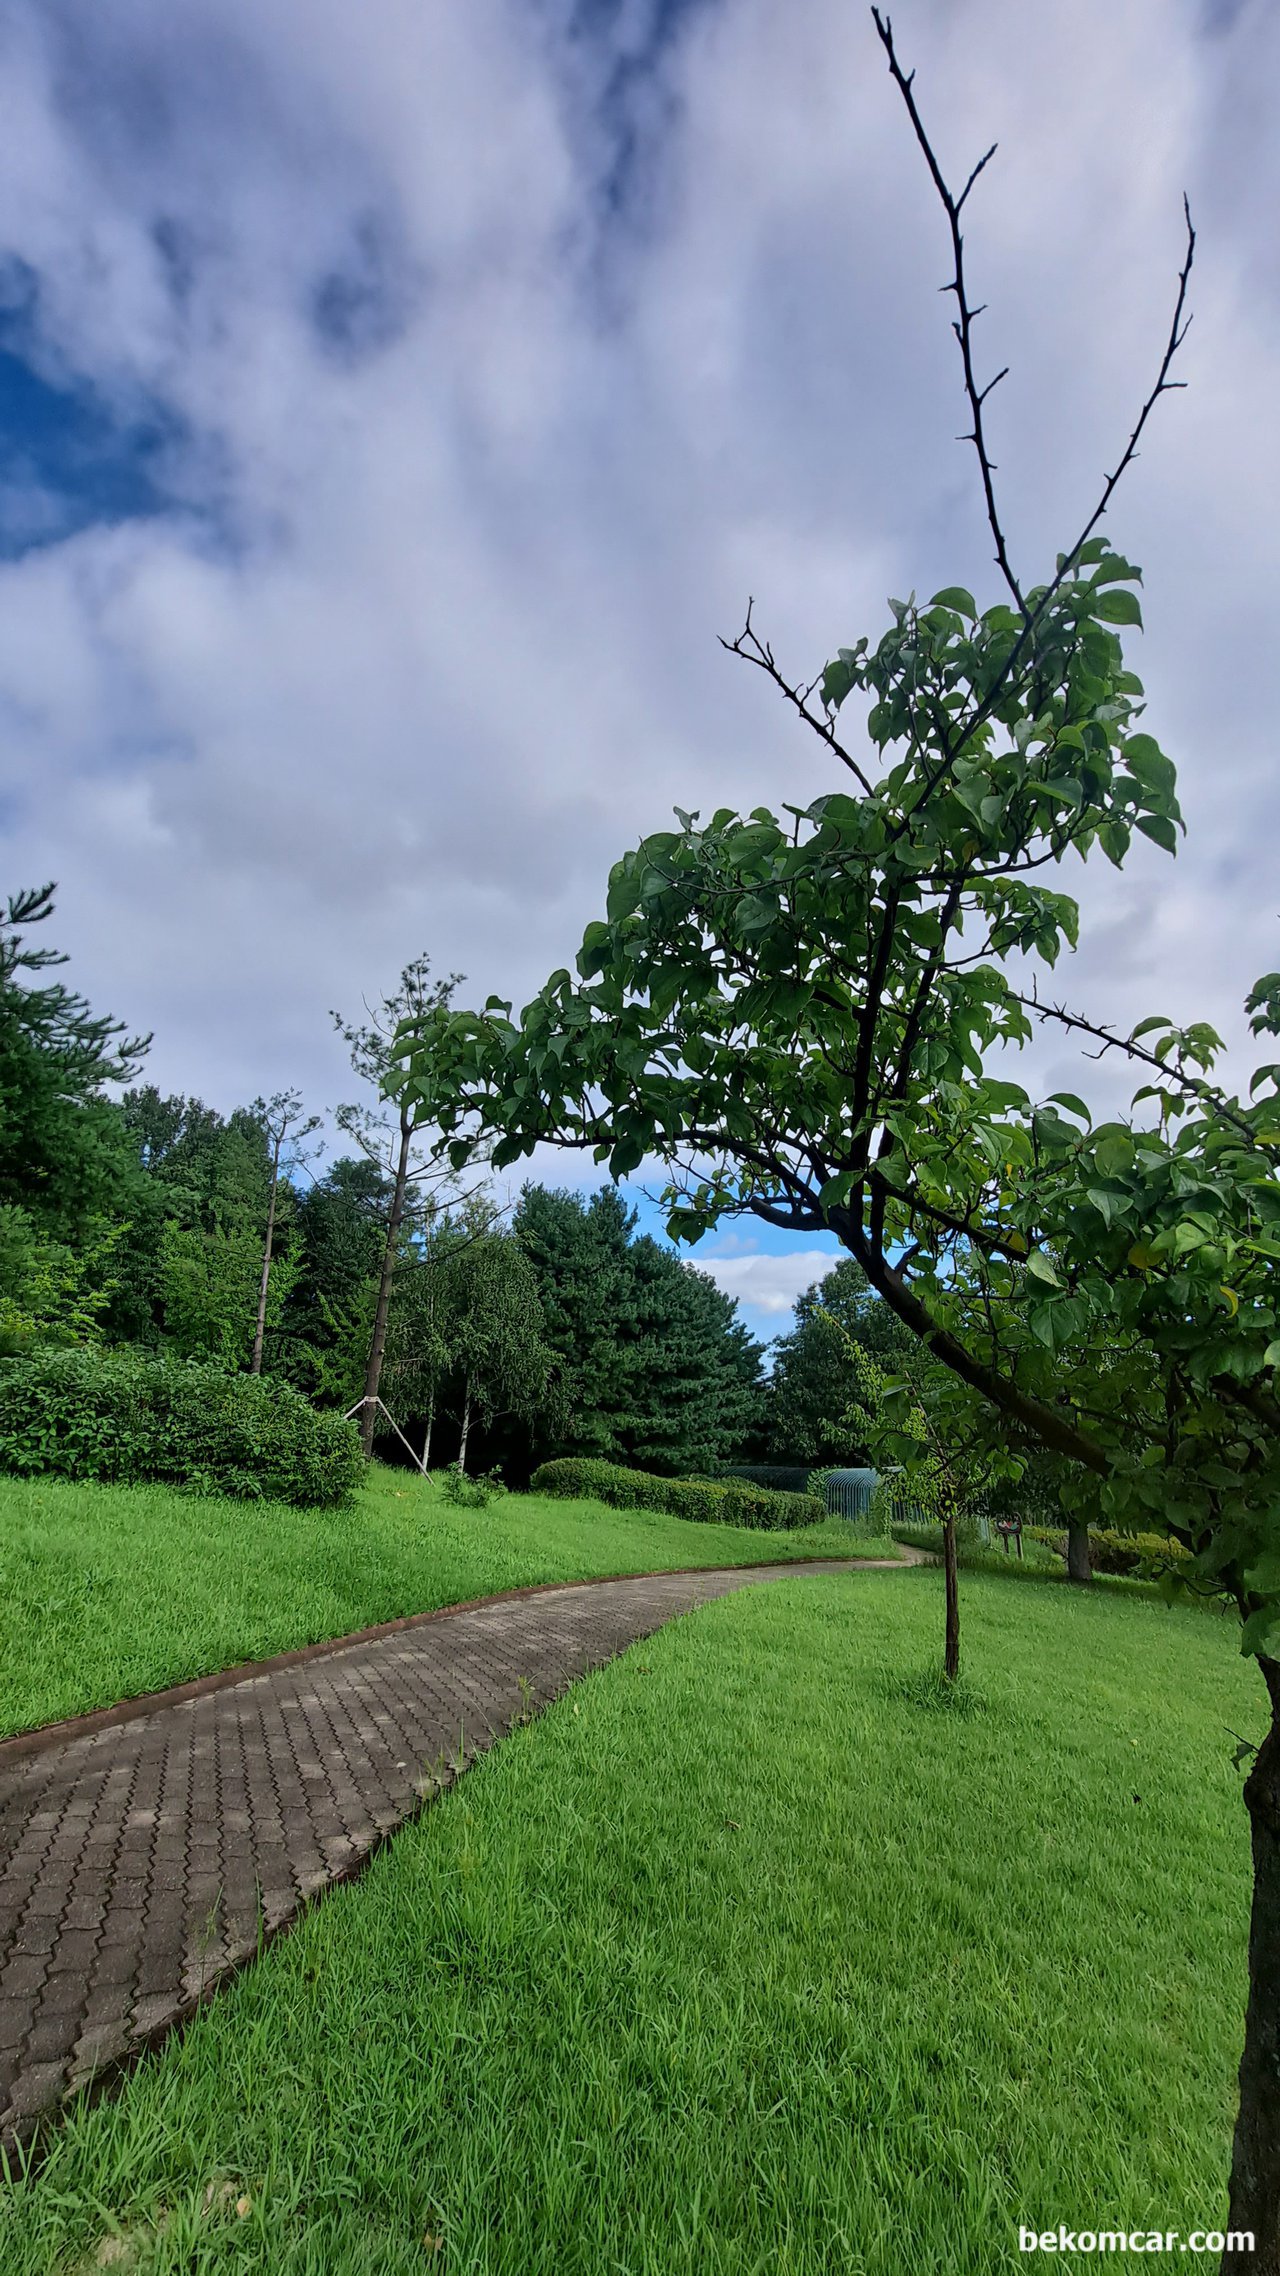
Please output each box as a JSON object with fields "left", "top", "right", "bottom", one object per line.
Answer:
{"left": 248, "top": 1090, "right": 321, "bottom": 1375}
{"left": 432, "top": 1212, "right": 558, "bottom": 1472}
{"left": 333, "top": 952, "right": 464, "bottom": 1455}
{"left": 391, "top": 23, "right": 1280, "bottom": 2253}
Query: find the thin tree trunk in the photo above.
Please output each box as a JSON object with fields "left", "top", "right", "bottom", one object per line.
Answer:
{"left": 1224, "top": 1655, "right": 1280, "bottom": 2272}
{"left": 360, "top": 1119, "right": 413, "bottom": 1458}
{"left": 1065, "top": 1515, "right": 1093, "bottom": 1585}
{"left": 250, "top": 1140, "right": 281, "bottom": 1377}
{"left": 942, "top": 1505, "right": 960, "bottom": 1683}
{"left": 458, "top": 1380, "right": 472, "bottom": 1474}
{"left": 422, "top": 1397, "right": 434, "bottom": 1472}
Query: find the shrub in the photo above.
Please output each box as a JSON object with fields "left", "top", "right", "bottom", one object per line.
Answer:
{"left": 441, "top": 1466, "right": 508, "bottom": 1510}
{"left": 529, "top": 1457, "right": 824, "bottom": 1531}
{"left": 1024, "top": 1523, "right": 1193, "bottom": 1579}
{"left": 717, "top": 1463, "right": 813, "bottom": 1496}
{"left": 0, "top": 1344, "right": 364, "bottom": 1507}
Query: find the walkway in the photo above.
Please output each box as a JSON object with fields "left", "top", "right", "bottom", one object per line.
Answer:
{"left": 0, "top": 1555, "right": 899, "bottom": 2156}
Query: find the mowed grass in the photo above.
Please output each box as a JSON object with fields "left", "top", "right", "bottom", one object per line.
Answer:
{"left": 0, "top": 1465, "right": 884, "bottom": 1737}
{"left": 0, "top": 1568, "right": 1261, "bottom": 2275}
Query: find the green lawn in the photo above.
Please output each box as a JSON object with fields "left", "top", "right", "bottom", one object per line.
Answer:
{"left": 0, "top": 1465, "right": 885, "bottom": 1737}
{"left": 0, "top": 1566, "right": 1261, "bottom": 2275}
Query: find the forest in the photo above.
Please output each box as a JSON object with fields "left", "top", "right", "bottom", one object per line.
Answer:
{"left": 0, "top": 881, "right": 893, "bottom": 1485}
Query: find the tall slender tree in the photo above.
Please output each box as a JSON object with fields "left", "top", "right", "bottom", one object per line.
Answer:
{"left": 248, "top": 1090, "right": 321, "bottom": 1375}
{"left": 333, "top": 952, "right": 467, "bottom": 1454}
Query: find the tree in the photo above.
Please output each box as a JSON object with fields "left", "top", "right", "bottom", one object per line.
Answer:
{"left": 0, "top": 884, "right": 147, "bottom": 1238}
{"left": 248, "top": 1090, "right": 321, "bottom": 1375}
{"left": 112, "top": 1088, "right": 284, "bottom": 1356}
{"left": 158, "top": 1218, "right": 297, "bottom": 1366}
{"left": 513, "top": 1185, "right": 640, "bottom": 1462}
{"left": 623, "top": 1232, "right": 763, "bottom": 1475}
{"left": 512, "top": 1183, "right": 764, "bottom": 1475}
{"left": 0, "top": 1204, "right": 123, "bottom": 1355}
{"left": 766, "top": 1258, "right": 910, "bottom": 1467}
{"left": 421, "top": 1210, "right": 557, "bottom": 1473}
{"left": 333, "top": 952, "right": 465, "bottom": 1455}
{"left": 391, "top": 22, "right": 1280, "bottom": 2253}
{"left": 277, "top": 1156, "right": 389, "bottom": 1401}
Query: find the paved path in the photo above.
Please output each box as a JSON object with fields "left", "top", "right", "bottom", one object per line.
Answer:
{"left": 0, "top": 1556, "right": 895, "bottom": 2157}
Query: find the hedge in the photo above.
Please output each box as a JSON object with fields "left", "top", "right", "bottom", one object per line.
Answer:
{"left": 716, "top": 1463, "right": 814, "bottom": 1497}
{"left": 529, "top": 1457, "right": 825, "bottom": 1532}
{"left": 0, "top": 1344, "right": 365, "bottom": 1507}
{"left": 1025, "top": 1524, "right": 1193, "bottom": 1579}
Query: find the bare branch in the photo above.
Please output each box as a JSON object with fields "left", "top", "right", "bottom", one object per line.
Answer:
{"left": 871, "top": 9, "right": 1025, "bottom": 613}
{"left": 720, "top": 603, "right": 876, "bottom": 795}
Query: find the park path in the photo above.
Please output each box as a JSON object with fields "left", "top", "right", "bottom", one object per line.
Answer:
{"left": 0, "top": 1553, "right": 910, "bottom": 2158}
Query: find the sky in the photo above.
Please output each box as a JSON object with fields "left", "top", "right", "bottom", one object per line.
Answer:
{"left": 0, "top": 0, "right": 1276, "bottom": 1343}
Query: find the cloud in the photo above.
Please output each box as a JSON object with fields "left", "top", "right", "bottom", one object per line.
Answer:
{"left": 0, "top": 0, "right": 1272, "bottom": 1179}
{"left": 693, "top": 1247, "right": 837, "bottom": 1318}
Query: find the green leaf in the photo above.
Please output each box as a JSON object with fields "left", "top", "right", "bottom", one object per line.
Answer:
{"left": 1241, "top": 1607, "right": 1280, "bottom": 1660}
{"left": 1090, "top": 554, "right": 1142, "bottom": 587}
{"left": 1094, "top": 588, "right": 1144, "bottom": 627}
{"left": 928, "top": 586, "right": 976, "bottom": 617}
{"left": 1135, "top": 814, "right": 1179, "bottom": 854}
{"left": 1047, "top": 1092, "right": 1092, "bottom": 1123}
{"left": 608, "top": 1133, "right": 646, "bottom": 1179}
{"left": 1025, "top": 1251, "right": 1061, "bottom": 1286}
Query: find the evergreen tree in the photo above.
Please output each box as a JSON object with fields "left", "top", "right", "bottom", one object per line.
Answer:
{"left": 0, "top": 885, "right": 147, "bottom": 1238}
{"left": 513, "top": 1184, "right": 765, "bottom": 1475}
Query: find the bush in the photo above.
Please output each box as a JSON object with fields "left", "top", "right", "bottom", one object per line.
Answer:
{"left": 0, "top": 1344, "right": 364, "bottom": 1507}
{"left": 1024, "top": 1523, "right": 1192, "bottom": 1579}
{"left": 441, "top": 1466, "right": 508, "bottom": 1510}
{"left": 529, "top": 1457, "right": 825, "bottom": 1531}
{"left": 717, "top": 1463, "right": 814, "bottom": 1496}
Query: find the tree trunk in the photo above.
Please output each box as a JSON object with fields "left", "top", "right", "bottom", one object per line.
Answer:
{"left": 942, "top": 1508, "right": 960, "bottom": 1684}
{"left": 250, "top": 1140, "right": 281, "bottom": 1377}
{"left": 359, "top": 1119, "right": 413, "bottom": 1458}
{"left": 458, "top": 1380, "right": 472, "bottom": 1474}
{"left": 422, "top": 1398, "right": 434, "bottom": 1472}
{"left": 1224, "top": 1656, "right": 1280, "bottom": 2272}
{"left": 1065, "top": 1515, "right": 1093, "bottom": 1586}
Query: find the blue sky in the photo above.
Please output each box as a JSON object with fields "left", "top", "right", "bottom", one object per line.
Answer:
{"left": 0, "top": 0, "right": 1276, "bottom": 1341}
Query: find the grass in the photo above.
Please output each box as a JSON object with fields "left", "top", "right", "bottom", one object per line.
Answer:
{"left": 0, "top": 1464, "right": 891, "bottom": 1737}
{"left": 0, "top": 1565, "right": 1260, "bottom": 2274}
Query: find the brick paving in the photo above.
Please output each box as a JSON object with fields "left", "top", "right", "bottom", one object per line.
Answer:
{"left": 0, "top": 1556, "right": 883, "bottom": 2156}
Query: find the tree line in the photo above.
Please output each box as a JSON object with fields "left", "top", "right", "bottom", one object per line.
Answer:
{"left": 0, "top": 883, "right": 902, "bottom": 1482}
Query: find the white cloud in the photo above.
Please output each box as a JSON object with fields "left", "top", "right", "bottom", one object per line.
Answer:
{"left": 693, "top": 1247, "right": 837, "bottom": 1318}
{"left": 0, "top": 0, "right": 1272, "bottom": 1151}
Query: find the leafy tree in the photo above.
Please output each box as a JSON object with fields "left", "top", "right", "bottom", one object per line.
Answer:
{"left": 409, "top": 1208, "right": 557, "bottom": 1473}
{"left": 111, "top": 1088, "right": 285, "bottom": 1355}
{"left": 248, "top": 1090, "right": 321, "bottom": 1375}
{"left": 0, "top": 1204, "right": 123, "bottom": 1355}
{"left": 392, "top": 23, "right": 1280, "bottom": 2246}
{"left": 0, "top": 885, "right": 147, "bottom": 1237}
{"left": 158, "top": 1219, "right": 297, "bottom": 1366}
{"left": 334, "top": 952, "right": 465, "bottom": 1453}
{"left": 276, "top": 1156, "right": 389, "bottom": 1401}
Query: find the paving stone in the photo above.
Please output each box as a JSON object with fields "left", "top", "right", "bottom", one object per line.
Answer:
{"left": 0, "top": 1554, "right": 891, "bottom": 2155}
